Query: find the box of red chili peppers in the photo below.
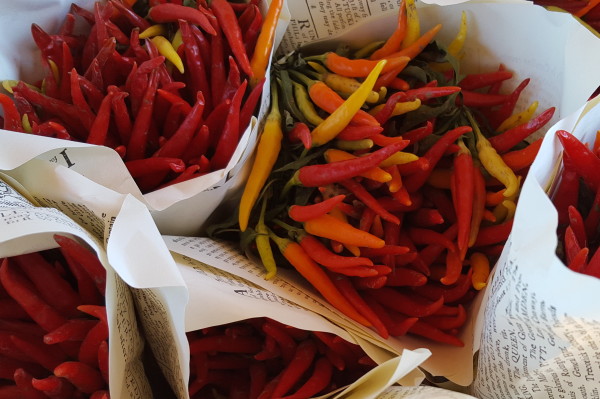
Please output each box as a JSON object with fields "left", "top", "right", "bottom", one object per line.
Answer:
{"left": 0, "top": 0, "right": 291, "bottom": 236}
{"left": 0, "top": 166, "right": 191, "bottom": 399}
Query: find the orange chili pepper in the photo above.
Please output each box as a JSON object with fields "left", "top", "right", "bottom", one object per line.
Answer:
{"left": 268, "top": 232, "right": 372, "bottom": 327}
{"left": 310, "top": 52, "right": 410, "bottom": 78}
{"left": 304, "top": 214, "right": 385, "bottom": 249}
{"left": 369, "top": 0, "right": 407, "bottom": 60}
{"left": 383, "top": 24, "right": 442, "bottom": 60}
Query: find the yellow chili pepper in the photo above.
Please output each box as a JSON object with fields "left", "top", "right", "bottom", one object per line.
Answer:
{"left": 22, "top": 114, "right": 32, "bottom": 133}
{"left": 335, "top": 138, "right": 374, "bottom": 151}
{"left": 292, "top": 81, "right": 324, "bottom": 126}
{"left": 250, "top": 0, "right": 284, "bottom": 86}
{"left": 48, "top": 59, "right": 60, "bottom": 85}
{"left": 379, "top": 151, "right": 419, "bottom": 168}
{"left": 152, "top": 36, "right": 184, "bottom": 74}
{"left": 496, "top": 101, "right": 538, "bottom": 132}
{"left": 468, "top": 111, "right": 519, "bottom": 198}
{"left": 401, "top": 0, "right": 420, "bottom": 49}
{"left": 369, "top": 99, "right": 421, "bottom": 117}
{"left": 2, "top": 80, "right": 40, "bottom": 94}
{"left": 447, "top": 11, "right": 467, "bottom": 58}
{"left": 492, "top": 176, "right": 520, "bottom": 222}
{"left": 324, "top": 149, "right": 391, "bottom": 183}
{"left": 239, "top": 83, "right": 283, "bottom": 232}
{"left": 171, "top": 29, "right": 183, "bottom": 51}
{"left": 470, "top": 252, "right": 490, "bottom": 290}
{"left": 256, "top": 196, "right": 277, "bottom": 280}
{"left": 311, "top": 60, "right": 386, "bottom": 147}
{"left": 139, "top": 24, "right": 167, "bottom": 39}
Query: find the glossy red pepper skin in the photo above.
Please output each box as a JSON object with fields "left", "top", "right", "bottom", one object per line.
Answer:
{"left": 295, "top": 141, "right": 409, "bottom": 187}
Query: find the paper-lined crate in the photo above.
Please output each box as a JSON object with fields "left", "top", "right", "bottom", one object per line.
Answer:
{"left": 0, "top": 0, "right": 291, "bottom": 236}
{"left": 196, "top": 0, "right": 600, "bottom": 391}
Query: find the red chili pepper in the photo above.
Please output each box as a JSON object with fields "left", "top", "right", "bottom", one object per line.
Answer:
{"left": 452, "top": 141, "right": 475, "bottom": 259}
{"left": 0, "top": 259, "right": 67, "bottom": 332}
{"left": 43, "top": 319, "right": 97, "bottom": 345}
{"left": 584, "top": 187, "right": 600, "bottom": 240}
{"left": 78, "top": 319, "right": 108, "bottom": 367}
{"left": 210, "top": 22, "right": 227, "bottom": 108}
{"left": 12, "top": 253, "right": 81, "bottom": 318}
{"left": 261, "top": 321, "right": 296, "bottom": 364}
{"left": 271, "top": 339, "right": 317, "bottom": 398}
{"left": 211, "top": 0, "right": 252, "bottom": 76}
{"left": 385, "top": 268, "right": 427, "bottom": 287}
{"left": 407, "top": 208, "right": 444, "bottom": 227}
{"left": 366, "top": 287, "right": 444, "bottom": 317}
{"left": 473, "top": 219, "right": 514, "bottom": 247}
{"left": 399, "top": 120, "right": 435, "bottom": 144}
{"left": 54, "top": 235, "right": 106, "bottom": 295}
{"left": 582, "top": 246, "right": 600, "bottom": 277}
{"left": 409, "top": 320, "right": 464, "bottom": 346}
{"left": 336, "top": 125, "right": 384, "bottom": 141}
{"left": 211, "top": 80, "right": 248, "bottom": 170}
{"left": 485, "top": 78, "right": 530, "bottom": 130}
{"left": 148, "top": 3, "right": 216, "bottom": 36}
{"left": 564, "top": 226, "right": 582, "bottom": 266}
{"left": 53, "top": 361, "right": 105, "bottom": 394}
{"left": 86, "top": 91, "right": 115, "bottom": 145}
{"left": 403, "top": 126, "right": 473, "bottom": 193}
{"left": 568, "top": 205, "right": 587, "bottom": 248}
{"left": 280, "top": 356, "right": 333, "bottom": 399}
{"left": 293, "top": 141, "right": 409, "bottom": 187}
{"left": 362, "top": 294, "right": 418, "bottom": 337}
{"left": 126, "top": 70, "right": 159, "bottom": 161}
{"left": 339, "top": 179, "right": 401, "bottom": 225}
{"left": 288, "top": 122, "right": 312, "bottom": 149}
{"left": 180, "top": 20, "right": 212, "bottom": 114}
{"left": 31, "top": 375, "right": 76, "bottom": 399}
{"left": 460, "top": 90, "right": 510, "bottom": 107}
{"left": 568, "top": 247, "right": 589, "bottom": 273}
{"left": 489, "top": 107, "right": 555, "bottom": 153}
{"left": 553, "top": 150, "right": 580, "bottom": 230}
{"left": 240, "top": 77, "right": 265, "bottom": 135}
{"left": 108, "top": 86, "right": 132, "bottom": 144}
{"left": 458, "top": 70, "right": 514, "bottom": 91}
{"left": 288, "top": 195, "right": 345, "bottom": 222}
{"left": 556, "top": 129, "right": 600, "bottom": 192}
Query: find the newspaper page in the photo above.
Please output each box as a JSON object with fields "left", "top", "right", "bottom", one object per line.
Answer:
{"left": 0, "top": 177, "right": 153, "bottom": 398}
{"left": 471, "top": 98, "right": 600, "bottom": 398}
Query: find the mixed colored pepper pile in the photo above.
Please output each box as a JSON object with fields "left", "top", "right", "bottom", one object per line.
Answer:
{"left": 0, "top": 0, "right": 278, "bottom": 193}
{"left": 0, "top": 236, "right": 108, "bottom": 399}
{"left": 214, "top": 0, "right": 557, "bottom": 348}
{"left": 553, "top": 129, "right": 600, "bottom": 276}
{"left": 187, "top": 317, "right": 375, "bottom": 399}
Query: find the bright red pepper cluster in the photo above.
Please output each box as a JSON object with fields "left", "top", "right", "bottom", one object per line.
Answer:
{"left": 187, "top": 317, "right": 375, "bottom": 399}
{"left": 0, "top": 235, "right": 108, "bottom": 399}
{"left": 554, "top": 129, "right": 600, "bottom": 275}
{"left": 0, "top": 0, "right": 265, "bottom": 193}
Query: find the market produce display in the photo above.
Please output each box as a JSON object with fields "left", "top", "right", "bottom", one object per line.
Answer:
{"left": 187, "top": 317, "right": 375, "bottom": 399}
{"left": 0, "top": 0, "right": 273, "bottom": 193}
{"left": 0, "top": 235, "right": 108, "bottom": 398}
{"left": 214, "top": 1, "right": 557, "bottom": 348}
{"left": 553, "top": 128, "right": 600, "bottom": 275}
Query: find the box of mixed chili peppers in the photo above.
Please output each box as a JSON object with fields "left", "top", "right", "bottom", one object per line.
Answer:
{"left": 201, "top": 0, "right": 600, "bottom": 394}
{"left": 0, "top": 171, "right": 188, "bottom": 398}
{"left": 0, "top": 0, "right": 290, "bottom": 236}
